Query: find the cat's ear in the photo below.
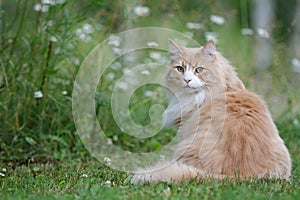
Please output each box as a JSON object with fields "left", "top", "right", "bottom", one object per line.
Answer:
{"left": 169, "top": 39, "right": 183, "bottom": 60}
{"left": 203, "top": 40, "right": 216, "bottom": 59}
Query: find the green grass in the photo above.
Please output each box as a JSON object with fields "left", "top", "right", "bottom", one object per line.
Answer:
{"left": 1, "top": 0, "right": 300, "bottom": 199}
{"left": 0, "top": 154, "right": 299, "bottom": 200}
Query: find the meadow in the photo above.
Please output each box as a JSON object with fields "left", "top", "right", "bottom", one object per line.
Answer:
{"left": 1, "top": 0, "right": 300, "bottom": 199}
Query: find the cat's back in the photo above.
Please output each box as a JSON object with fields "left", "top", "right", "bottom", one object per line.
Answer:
{"left": 194, "top": 88, "right": 291, "bottom": 178}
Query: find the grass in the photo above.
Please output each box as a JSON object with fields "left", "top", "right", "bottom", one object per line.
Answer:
{"left": 0, "top": 153, "right": 299, "bottom": 200}
{"left": 1, "top": 0, "right": 300, "bottom": 199}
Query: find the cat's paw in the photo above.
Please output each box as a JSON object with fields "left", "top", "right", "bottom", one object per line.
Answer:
{"left": 130, "top": 172, "right": 152, "bottom": 184}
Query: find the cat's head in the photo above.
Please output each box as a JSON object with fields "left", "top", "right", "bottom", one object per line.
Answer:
{"left": 165, "top": 40, "right": 244, "bottom": 96}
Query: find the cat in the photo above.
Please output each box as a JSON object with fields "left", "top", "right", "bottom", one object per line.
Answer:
{"left": 130, "top": 39, "right": 291, "bottom": 184}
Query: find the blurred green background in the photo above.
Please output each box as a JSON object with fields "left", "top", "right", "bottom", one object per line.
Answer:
{"left": 1, "top": 0, "right": 300, "bottom": 163}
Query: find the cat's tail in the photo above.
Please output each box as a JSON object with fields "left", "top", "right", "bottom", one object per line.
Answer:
{"left": 130, "top": 161, "right": 204, "bottom": 184}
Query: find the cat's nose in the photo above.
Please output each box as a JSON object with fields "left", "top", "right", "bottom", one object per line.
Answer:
{"left": 184, "top": 79, "right": 191, "bottom": 84}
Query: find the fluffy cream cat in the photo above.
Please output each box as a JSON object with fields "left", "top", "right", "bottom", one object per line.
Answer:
{"left": 130, "top": 40, "right": 291, "bottom": 184}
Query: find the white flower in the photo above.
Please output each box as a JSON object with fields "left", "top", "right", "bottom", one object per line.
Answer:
{"left": 37, "top": 4, "right": 49, "bottom": 13}
{"left": 122, "top": 68, "right": 131, "bottom": 74}
{"left": 72, "top": 57, "right": 80, "bottom": 65}
{"left": 2, "top": 168, "right": 7, "bottom": 173}
{"left": 106, "top": 73, "right": 115, "bottom": 80}
{"left": 50, "top": 36, "right": 58, "bottom": 42}
{"left": 34, "top": 4, "right": 42, "bottom": 12}
{"left": 42, "top": 0, "right": 65, "bottom": 5}
{"left": 47, "top": 20, "right": 54, "bottom": 27}
{"left": 104, "top": 180, "right": 111, "bottom": 185}
{"left": 112, "top": 47, "right": 122, "bottom": 56}
{"left": 141, "top": 69, "right": 150, "bottom": 76}
{"left": 147, "top": 41, "right": 159, "bottom": 47}
{"left": 81, "top": 174, "right": 88, "bottom": 178}
{"left": 292, "top": 58, "right": 300, "bottom": 73}
{"left": 241, "top": 28, "right": 254, "bottom": 36}
{"left": 134, "top": 6, "right": 150, "bottom": 17}
{"left": 117, "top": 82, "right": 129, "bottom": 91}
{"left": 210, "top": 15, "right": 225, "bottom": 25}
{"left": 186, "top": 22, "right": 203, "bottom": 30}
{"left": 75, "top": 28, "right": 83, "bottom": 36}
{"left": 106, "top": 138, "right": 113, "bottom": 145}
{"left": 34, "top": 91, "right": 43, "bottom": 99}
{"left": 54, "top": 47, "right": 61, "bottom": 55}
{"left": 257, "top": 28, "right": 270, "bottom": 39}
{"left": 111, "top": 62, "right": 121, "bottom": 70}
{"left": 42, "top": 0, "right": 55, "bottom": 5}
{"left": 204, "top": 32, "right": 218, "bottom": 43}
{"left": 149, "top": 52, "right": 161, "bottom": 60}
{"left": 113, "top": 135, "right": 118, "bottom": 141}
{"left": 78, "top": 33, "right": 87, "bottom": 41}
{"left": 144, "top": 90, "right": 153, "bottom": 97}
{"left": 104, "top": 157, "right": 112, "bottom": 165}
{"left": 62, "top": 91, "right": 68, "bottom": 95}
{"left": 82, "top": 23, "right": 94, "bottom": 34}
{"left": 108, "top": 34, "right": 121, "bottom": 47}
{"left": 0, "top": 172, "right": 5, "bottom": 177}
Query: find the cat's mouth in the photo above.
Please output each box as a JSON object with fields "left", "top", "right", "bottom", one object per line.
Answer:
{"left": 184, "top": 85, "right": 199, "bottom": 90}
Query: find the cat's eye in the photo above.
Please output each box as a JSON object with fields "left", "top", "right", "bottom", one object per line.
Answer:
{"left": 176, "top": 66, "right": 185, "bottom": 73}
{"left": 195, "top": 67, "right": 204, "bottom": 73}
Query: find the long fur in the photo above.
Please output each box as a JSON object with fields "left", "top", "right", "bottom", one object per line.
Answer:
{"left": 130, "top": 40, "right": 291, "bottom": 184}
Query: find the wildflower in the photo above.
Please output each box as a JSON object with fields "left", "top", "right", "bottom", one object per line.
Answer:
{"left": 47, "top": 20, "right": 54, "bottom": 27}
{"left": 34, "top": 4, "right": 42, "bottom": 12}
{"left": 149, "top": 52, "right": 161, "bottom": 60}
{"left": 113, "top": 135, "right": 118, "bottom": 141}
{"left": 42, "top": 0, "right": 55, "bottom": 5}
{"left": 210, "top": 15, "right": 225, "bottom": 25}
{"left": 50, "top": 36, "right": 58, "bottom": 42}
{"left": 141, "top": 69, "right": 150, "bottom": 76}
{"left": 62, "top": 91, "right": 68, "bottom": 95}
{"left": 147, "top": 41, "right": 159, "bottom": 47}
{"left": 134, "top": 6, "right": 150, "bottom": 17}
{"left": 186, "top": 22, "right": 203, "bottom": 30}
{"left": 112, "top": 47, "right": 122, "bottom": 56}
{"left": 257, "top": 28, "right": 270, "bottom": 39}
{"left": 106, "top": 73, "right": 115, "bottom": 80}
{"left": 106, "top": 138, "right": 113, "bottom": 145}
{"left": 104, "top": 180, "right": 111, "bottom": 185}
{"left": 108, "top": 34, "right": 121, "bottom": 47}
{"left": 144, "top": 90, "right": 153, "bottom": 97}
{"left": 204, "top": 32, "right": 218, "bottom": 43}
{"left": 34, "top": 91, "right": 43, "bottom": 99}
{"left": 2, "top": 168, "right": 7, "bottom": 173}
{"left": 75, "top": 23, "right": 94, "bottom": 42}
{"left": 241, "top": 28, "right": 254, "bottom": 36}
{"left": 292, "top": 58, "right": 300, "bottom": 73}
{"left": 54, "top": 47, "right": 61, "bottom": 55}
{"left": 81, "top": 174, "right": 88, "bottom": 178}
{"left": 72, "top": 57, "right": 80, "bottom": 66}
{"left": 103, "top": 157, "right": 112, "bottom": 165}
{"left": 117, "top": 82, "right": 129, "bottom": 91}
{"left": 34, "top": 3, "right": 49, "bottom": 13}
{"left": 82, "top": 23, "right": 94, "bottom": 34}
{"left": 0, "top": 173, "right": 4, "bottom": 177}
